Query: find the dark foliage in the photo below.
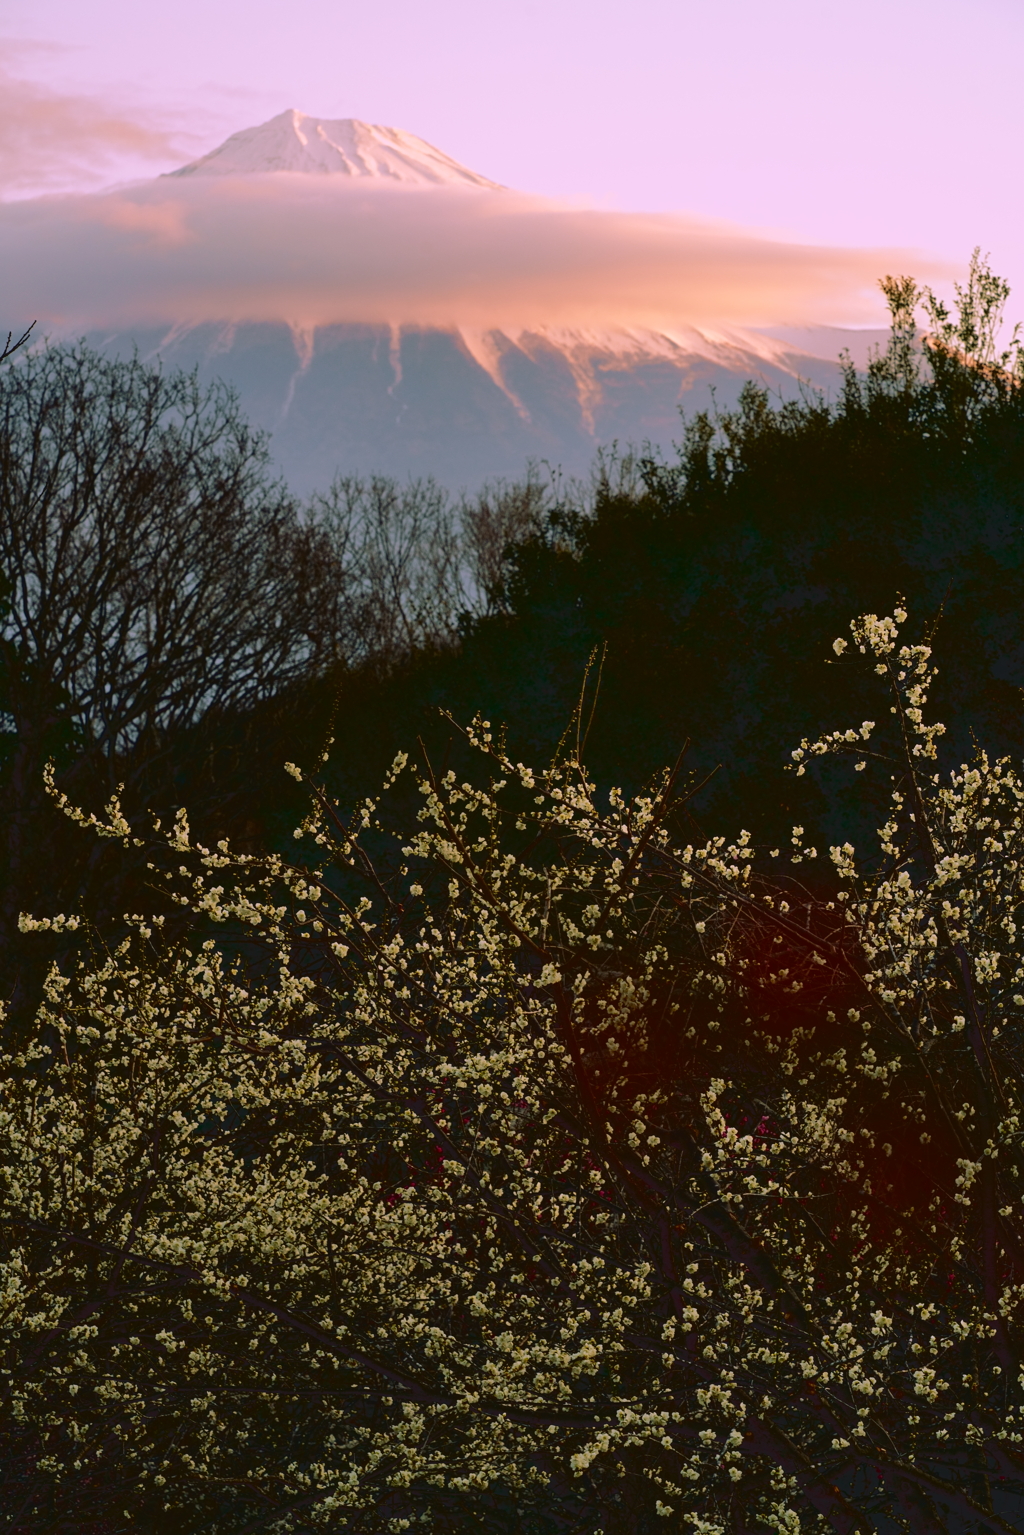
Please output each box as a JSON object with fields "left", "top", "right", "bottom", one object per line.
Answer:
{"left": 308, "top": 256, "right": 1024, "bottom": 869}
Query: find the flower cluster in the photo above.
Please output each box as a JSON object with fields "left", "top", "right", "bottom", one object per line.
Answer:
{"left": 3, "top": 610, "right": 1024, "bottom": 1534}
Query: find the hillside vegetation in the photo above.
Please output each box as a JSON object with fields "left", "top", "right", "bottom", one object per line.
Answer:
{"left": 315, "top": 258, "right": 1024, "bottom": 852}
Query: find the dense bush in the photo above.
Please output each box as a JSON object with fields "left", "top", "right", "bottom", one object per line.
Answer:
{"left": 312, "top": 256, "right": 1024, "bottom": 856}
{"left": 4, "top": 606, "right": 1024, "bottom": 1534}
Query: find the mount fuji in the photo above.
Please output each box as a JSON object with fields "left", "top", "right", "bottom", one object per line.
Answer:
{"left": 85, "top": 112, "right": 877, "bottom": 494}
{"left": 167, "top": 109, "right": 504, "bottom": 188}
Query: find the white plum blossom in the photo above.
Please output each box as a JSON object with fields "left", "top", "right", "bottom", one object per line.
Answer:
{"left": 3, "top": 612, "right": 1024, "bottom": 1533}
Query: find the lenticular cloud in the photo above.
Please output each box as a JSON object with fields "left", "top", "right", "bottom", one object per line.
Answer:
{"left": 0, "top": 174, "right": 934, "bottom": 336}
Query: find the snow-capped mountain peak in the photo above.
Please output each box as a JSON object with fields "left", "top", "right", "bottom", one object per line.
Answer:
{"left": 168, "top": 109, "right": 503, "bottom": 188}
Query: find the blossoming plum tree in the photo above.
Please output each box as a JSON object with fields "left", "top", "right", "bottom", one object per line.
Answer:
{"left": 2, "top": 608, "right": 1024, "bottom": 1534}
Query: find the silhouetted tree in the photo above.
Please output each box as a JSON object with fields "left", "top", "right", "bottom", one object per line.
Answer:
{"left": 0, "top": 344, "right": 346, "bottom": 984}
{"left": 0, "top": 320, "right": 34, "bottom": 366}
{"left": 323, "top": 253, "right": 1024, "bottom": 858}
{"left": 308, "top": 468, "right": 548, "bottom": 662}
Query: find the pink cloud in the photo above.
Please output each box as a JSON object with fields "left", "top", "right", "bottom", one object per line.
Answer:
{"left": 89, "top": 194, "right": 193, "bottom": 247}
{"left": 0, "top": 175, "right": 948, "bottom": 337}
{"left": 0, "top": 53, "right": 186, "bottom": 196}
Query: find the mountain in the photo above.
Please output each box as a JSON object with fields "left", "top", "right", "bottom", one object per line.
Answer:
{"left": 167, "top": 109, "right": 503, "bottom": 188}
{"left": 88, "top": 317, "right": 860, "bottom": 494}
{"left": 85, "top": 113, "right": 873, "bottom": 494}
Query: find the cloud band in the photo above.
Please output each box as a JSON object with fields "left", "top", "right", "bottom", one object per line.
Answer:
{"left": 0, "top": 175, "right": 942, "bottom": 335}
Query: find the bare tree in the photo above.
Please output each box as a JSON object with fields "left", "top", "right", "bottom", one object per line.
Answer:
{"left": 459, "top": 471, "right": 547, "bottom": 614}
{"left": 0, "top": 343, "right": 345, "bottom": 958}
{"left": 310, "top": 474, "right": 464, "bottom": 661}
{"left": 0, "top": 348, "right": 549, "bottom": 986}
{"left": 0, "top": 321, "right": 34, "bottom": 366}
{"left": 309, "top": 469, "right": 548, "bottom": 663}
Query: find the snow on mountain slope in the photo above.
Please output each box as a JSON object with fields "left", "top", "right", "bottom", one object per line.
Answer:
{"left": 168, "top": 109, "right": 503, "bottom": 187}
{"left": 88, "top": 317, "right": 850, "bottom": 494}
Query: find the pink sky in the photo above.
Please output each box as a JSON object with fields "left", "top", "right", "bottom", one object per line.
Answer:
{"left": 2, "top": 0, "right": 1022, "bottom": 322}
